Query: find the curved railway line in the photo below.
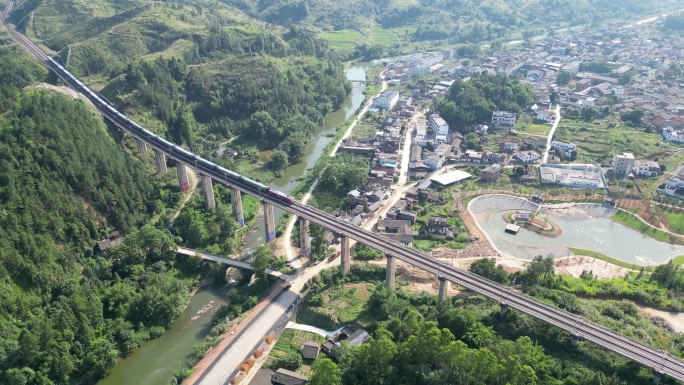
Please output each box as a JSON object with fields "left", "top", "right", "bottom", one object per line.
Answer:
{"left": 3, "top": 2, "right": 684, "bottom": 382}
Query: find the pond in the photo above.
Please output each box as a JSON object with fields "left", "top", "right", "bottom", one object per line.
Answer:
{"left": 469, "top": 194, "right": 684, "bottom": 265}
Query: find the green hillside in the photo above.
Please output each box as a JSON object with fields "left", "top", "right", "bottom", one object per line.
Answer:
{"left": 9, "top": 0, "right": 351, "bottom": 183}
{"left": 218, "top": 0, "right": 680, "bottom": 56}
{"left": 0, "top": 42, "right": 222, "bottom": 384}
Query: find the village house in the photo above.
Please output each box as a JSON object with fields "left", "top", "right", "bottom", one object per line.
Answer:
{"left": 492, "top": 111, "right": 517, "bottom": 128}
{"left": 550, "top": 140, "right": 577, "bottom": 157}
{"left": 94, "top": 231, "right": 122, "bottom": 255}
{"left": 300, "top": 341, "right": 321, "bottom": 360}
{"left": 322, "top": 323, "right": 370, "bottom": 360}
{"left": 634, "top": 159, "right": 660, "bottom": 177}
{"left": 481, "top": 164, "right": 504, "bottom": 182}
{"left": 500, "top": 141, "right": 519, "bottom": 153}
{"left": 372, "top": 90, "right": 400, "bottom": 109}
{"left": 272, "top": 369, "right": 308, "bottom": 385}
{"left": 514, "top": 150, "right": 541, "bottom": 163}
{"left": 426, "top": 216, "right": 454, "bottom": 239}
{"left": 612, "top": 152, "right": 636, "bottom": 175}
{"left": 429, "top": 114, "right": 450, "bottom": 136}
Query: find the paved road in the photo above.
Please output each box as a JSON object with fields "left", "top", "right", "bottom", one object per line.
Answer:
{"left": 542, "top": 105, "right": 562, "bottom": 164}
{"left": 7, "top": 4, "right": 684, "bottom": 381}
{"left": 195, "top": 290, "right": 299, "bottom": 385}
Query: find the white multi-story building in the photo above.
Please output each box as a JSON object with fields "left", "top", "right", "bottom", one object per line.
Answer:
{"left": 550, "top": 140, "right": 577, "bottom": 157}
{"left": 429, "top": 114, "right": 449, "bottom": 136}
{"left": 612, "top": 152, "right": 636, "bottom": 175}
{"left": 634, "top": 160, "right": 660, "bottom": 177}
{"left": 372, "top": 91, "right": 400, "bottom": 110}
{"left": 412, "top": 63, "right": 430, "bottom": 77}
{"left": 661, "top": 127, "right": 684, "bottom": 143}
{"left": 492, "top": 111, "right": 517, "bottom": 128}
{"left": 514, "top": 150, "right": 540, "bottom": 163}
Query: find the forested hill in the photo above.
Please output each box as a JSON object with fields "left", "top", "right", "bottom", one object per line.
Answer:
{"left": 8, "top": 0, "right": 351, "bottom": 180}
{"left": 221, "top": 0, "right": 679, "bottom": 48}
{"left": 0, "top": 47, "right": 210, "bottom": 385}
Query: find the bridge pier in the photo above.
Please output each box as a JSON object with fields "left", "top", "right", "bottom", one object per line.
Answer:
{"left": 177, "top": 163, "right": 190, "bottom": 191}
{"left": 438, "top": 277, "right": 450, "bottom": 303}
{"left": 653, "top": 373, "right": 663, "bottom": 384}
{"left": 154, "top": 149, "right": 167, "bottom": 173}
{"left": 299, "top": 218, "right": 311, "bottom": 256}
{"left": 571, "top": 335, "right": 579, "bottom": 347}
{"left": 499, "top": 304, "right": 509, "bottom": 316}
{"left": 386, "top": 254, "right": 396, "bottom": 289}
{"left": 340, "top": 236, "right": 350, "bottom": 276}
{"left": 263, "top": 201, "right": 275, "bottom": 242}
{"left": 135, "top": 138, "right": 148, "bottom": 153}
{"left": 201, "top": 174, "right": 215, "bottom": 210}
{"left": 231, "top": 188, "right": 244, "bottom": 226}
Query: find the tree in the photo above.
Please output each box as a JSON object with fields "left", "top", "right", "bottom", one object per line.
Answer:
{"left": 310, "top": 358, "right": 341, "bottom": 385}
{"left": 660, "top": 164, "right": 667, "bottom": 172}
{"left": 621, "top": 109, "right": 644, "bottom": 127}
{"left": 556, "top": 71, "right": 572, "bottom": 85}
{"left": 515, "top": 166, "right": 526, "bottom": 176}
{"left": 252, "top": 244, "right": 272, "bottom": 280}
{"left": 269, "top": 150, "right": 289, "bottom": 170}
{"left": 247, "top": 111, "right": 281, "bottom": 146}
{"left": 469, "top": 258, "right": 510, "bottom": 284}
{"left": 309, "top": 223, "right": 328, "bottom": 260}
{"left": 519, "top": 255, "right": 555, "bottom": 286}
{"left": 274, "top": 351, "right": 302, "bottom": 371}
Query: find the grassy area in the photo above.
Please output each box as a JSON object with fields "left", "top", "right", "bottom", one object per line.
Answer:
{"left": 319, "top": 27, "right": 400, "bottom": 51}
{"left": 612, "top": 210, "right": 684, "bottom": 245}
{"left": 553, "top": 116, "right": 684, "bottom": 193}
{"left": 414, "top": 239, "right": 465, "bottom": 251}
{"left": 663, "top": 208, "right": 684, "bottom": 235}
{"left": 568, "top": 247, "right": 657, "bottom": 271}
{"left": 515, "top": 115, "right": 551, "bottom": 136}
{"left": 295, "top": 283, "right": 375, "bottom": 329}
{"left": 271, "top": 329, "right": 326, "bottom": 357}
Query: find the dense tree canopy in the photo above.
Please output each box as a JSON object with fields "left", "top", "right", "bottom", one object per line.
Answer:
{"left": 0, "top": 55, "right": 210, "bottom": 383}
{"left": 435, "top": 72, "right": 534, "bottom": 131}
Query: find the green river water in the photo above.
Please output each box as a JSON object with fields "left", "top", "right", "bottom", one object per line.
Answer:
{"left": 96, "top": 62, "right": 369, "bottom": 385}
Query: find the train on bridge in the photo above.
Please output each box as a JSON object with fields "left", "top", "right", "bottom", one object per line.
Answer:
{"left": 43, "top": 57, "right": 296, "bottom": 206}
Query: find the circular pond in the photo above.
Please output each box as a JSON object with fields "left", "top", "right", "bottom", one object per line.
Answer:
{"left": 468, "top": 194, "right": 684, "bottom": 265}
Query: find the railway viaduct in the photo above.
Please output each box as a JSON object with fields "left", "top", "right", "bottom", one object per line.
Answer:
{"left": 3, "top": 3, "right": 684, "bottom": 383}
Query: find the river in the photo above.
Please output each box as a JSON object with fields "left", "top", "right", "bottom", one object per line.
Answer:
{"left": 97, "top": 62, "right": 369, "bottom": 385}
{"left": 96, "top": 284, "right": 231, "bottom": 385}
{"left": 242, "top": 62, "right": 370, "bottom": 253}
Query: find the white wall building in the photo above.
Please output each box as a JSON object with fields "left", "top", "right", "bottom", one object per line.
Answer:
{"left": 492, "top": 111, "right": 517, "bottom": 128}
{"left": 634, "top": 159, "right": 660, "bottom": 177}
{"left": 372, "top": 91, "right": 400, "bottom": 110}
{"left": 661, "top": 127, "right": 684, "bottom": 143}
{"left": 550, "top": 140, "right": 577, "bottom": 157}
{"left": 412, "top": 63, "right": 430, "bottom": 77}
{"left": 612, "top": 152, "right": 636, "bottom": 175}
{"left": 429, "top": 114, "right": 449, "bottom": 136}
{"left": 514, "top": 150, "right": 540, "bottom": 163}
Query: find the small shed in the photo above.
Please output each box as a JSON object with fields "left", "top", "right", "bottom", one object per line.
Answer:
{"left": 272, "top": 368, "right": 308, "bottom": 385}
{"left": 300, "top": 341, "right": 321, "bottom": 360}
{"left": 505, "top": 223, "right": 521, "bottom": 234}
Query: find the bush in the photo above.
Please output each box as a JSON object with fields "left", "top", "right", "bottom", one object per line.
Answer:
{"left": 274, "top": 352, "right": 303, "bottom": 371}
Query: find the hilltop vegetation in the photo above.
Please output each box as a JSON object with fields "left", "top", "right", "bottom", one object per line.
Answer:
{"left": 219, "top": 0, "right": 679, "bottom": 57}
{"left": 0, "top": 46, "right": 225, "bottom": 384}
{"left": 9, "top": 0, "right": 350, "bottom": 180}
{"left": 302, "top": 263, "right": 684, "bottom": 385}
{"left": 435, "top": 72, "right": 535, "bottom": 131}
